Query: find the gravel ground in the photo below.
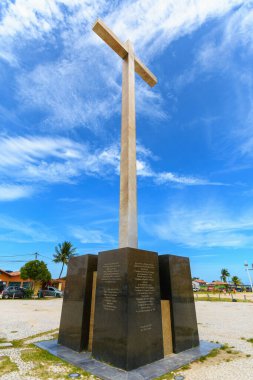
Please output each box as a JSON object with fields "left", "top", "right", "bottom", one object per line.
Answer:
{"left": 0, "top": 299, "right": 62, "bottom": 341}
{"left": 183, "top": 301, "right": 253, "bottom": 380}
{"left": 0, "top": 299, "right": 253, "bottom": 379}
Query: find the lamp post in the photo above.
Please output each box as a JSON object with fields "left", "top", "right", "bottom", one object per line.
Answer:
{"left": 244, "top": 262, "right": 253, "bottom": 292}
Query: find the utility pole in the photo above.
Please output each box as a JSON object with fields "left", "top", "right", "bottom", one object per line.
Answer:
{"left": 244, "top": 262, "right": 253, "bottom": 292}
{"left": 34, "top": 252, "right": 38, "bottom": 260}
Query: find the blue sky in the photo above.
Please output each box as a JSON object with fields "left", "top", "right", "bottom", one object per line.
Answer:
{"left": 0, "top": 0, "right": 253, "bottom": 283}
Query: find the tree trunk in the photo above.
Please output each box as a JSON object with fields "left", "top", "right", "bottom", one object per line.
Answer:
{"left": 59, "top": 263, "right": 64, "bottom": 279}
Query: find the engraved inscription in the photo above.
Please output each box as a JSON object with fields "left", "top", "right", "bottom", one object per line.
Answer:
{"left": 140, "top": 323, "right": 152, "bottom": 332}
{"left": 134, "top": 262, "right": 156, "bottom": 314}
{"left": 101, "top": 262, "right": 121, "bottom": 312}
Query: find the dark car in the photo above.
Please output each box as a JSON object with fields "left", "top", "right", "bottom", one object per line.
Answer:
{"left": 2, "top": 286, "right": 25, "bottom": 299}
{"left": 37, "top": 286, "right": 63, "bottom": 298}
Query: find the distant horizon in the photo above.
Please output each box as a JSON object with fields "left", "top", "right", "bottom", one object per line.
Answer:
{"left": 1, "top": 250, "right": 252, "bottom": 285}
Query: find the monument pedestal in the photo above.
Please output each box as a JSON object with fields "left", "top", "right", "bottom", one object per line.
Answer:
{"left": 159, "top": 254, "right": 199, "bottom": 353}
{"left": 92, "top": 247, "right": 164, "bottom": 370}
{"left": 58, "top": 250, "right": 199, "bottom": 372}
{"left": 58, "top": 254, "right": 97, "bottom": 352}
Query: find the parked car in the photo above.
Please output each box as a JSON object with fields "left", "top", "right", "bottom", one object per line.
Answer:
{"left": 245, "top": 287, "right": 252, "bottom": 292}
{"left": 37, "top": 286, "right": 63, "bottom": 298}
{"left": 0, "top": 283, "right": 6, "bottom": 294}
{"left": 2, "top": 286, "right": 25, "bottom": 299}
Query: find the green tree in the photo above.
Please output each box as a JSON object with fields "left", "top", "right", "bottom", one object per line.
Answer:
{"left": 231, "top": 276, "right": 241, "bottom": 286}
{"left": 20, "top": 260, "right": 51, "bottom": 289}
{"left": 220, "top": 268, "right": 230, "bottom": 283}
{"left": 53, "top": 241, "right": 77, "bottom": 278}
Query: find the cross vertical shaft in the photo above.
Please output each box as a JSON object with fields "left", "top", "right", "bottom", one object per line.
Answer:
{"left": 119, "top": 40, "right": 137, "bottom": 248}
{"left": 92, "top": 19, "right": 157, "bottom": 249}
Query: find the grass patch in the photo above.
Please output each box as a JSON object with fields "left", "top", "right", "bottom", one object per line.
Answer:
{"left": 0, "top": 328, "right": 59, "bottom": 349}
{"left": 181, "top": 363, "right": 191, "bottom": 370}
{"left": 194, "top": 296, "right": 252, "bottom": 303}
{"left": 0, "top": 356, "right": 18, "bottom": 376}
{"left": 22, "top": 346, "right": 93, "bottom": 379}
{"left": 246, "top": 338, "right": 253, "bottom": 344}
{"left": 206, "top": 348, "right": 220, "bottom": 358}
{"left": 226, "top": 349, "right": 240, "bottom": 355}
{"left": 21, "top": 346, "right": 64, "bottom": 363}
{"left": 154, "top": 372, "right": 174, "bottom": 380}
{"left": 195, "top": 297, "right": 232, "bottom": 302}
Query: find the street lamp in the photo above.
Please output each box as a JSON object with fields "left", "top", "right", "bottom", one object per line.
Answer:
{"left": 244, "top": 262, "right": 253, "bottom": 292}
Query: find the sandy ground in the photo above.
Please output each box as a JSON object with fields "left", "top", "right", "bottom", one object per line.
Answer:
{"left": 0, "top": 299, "right": 253, "bottom": 379}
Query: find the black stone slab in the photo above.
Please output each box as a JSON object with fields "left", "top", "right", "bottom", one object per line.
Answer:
{"left": 159, "top": 254, "right": 199, "bottom": 353}
{"left": 92, "top": 247, "right": 164, "bottom": 371}
{"left": 36, "top": 339, "right": 220, "bottom": 380}
{"left": 58, "top": 254, "right": 97, "bottom": 352}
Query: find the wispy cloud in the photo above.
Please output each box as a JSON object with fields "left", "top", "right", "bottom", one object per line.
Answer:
{"left": 0, "top": 184, "right": 34, "bottom": 201}
{"left": 142, "top": 201, "right": 253, "bottom": 248}
{"left": 155, "top": 172, "right": 225, "bottom": 186}
{"left": 0, "top": 135, "right": 119, "bottom": 184}
{"left": 0, "top": 135, "right": 225, "bottom": 193}
{"left": 171, "top": 2, "right": 253, "bottom": 166}
{"left": 0, "top": 215, "right": 56, "bottom": 243}
{"left": 70, "top": 226, "right": 115, "bottom": 245}
{"left": 0, "top": 0, "right": 244, "bottom": 129}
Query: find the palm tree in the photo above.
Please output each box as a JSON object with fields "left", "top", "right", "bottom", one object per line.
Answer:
{"left": 220, "top": 268, "right": 230, "bottom": 283}
{"left": 231, "top": 276, "right": 241, "bottom": 286}
{"left": 53, "top": 241, "right": 77, "bottom": 278}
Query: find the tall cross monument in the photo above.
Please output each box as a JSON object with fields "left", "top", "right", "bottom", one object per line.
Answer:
{"left": 93, "top": 19, "right": 157, "bottom": 248}
{"left": 58, "top": 19, "right": 199, "bottom": 372}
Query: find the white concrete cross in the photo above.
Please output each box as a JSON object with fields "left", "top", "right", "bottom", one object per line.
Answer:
{"left": 93, "top": 19, "right": 157, "bottom": 249}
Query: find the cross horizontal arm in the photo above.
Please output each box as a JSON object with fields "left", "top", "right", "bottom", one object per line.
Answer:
{"left": 92, "top": 19, "right": 128, "bottom": 59}
{"left": 134, "top": 56, "right": 157, "bottom": 87}
{"left": 92, "top": 19, "right": 158, "bottom": 87}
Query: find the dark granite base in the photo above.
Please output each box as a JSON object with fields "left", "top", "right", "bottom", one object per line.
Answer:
{"left": 58, "top": 254, "right": 97, "bottom": 352}
{"left": 92, "top": 248, "right": 164, "bottom": 371}
{"left": 159, "top": 255, "right": 199, "bottom": 353}
{"left": 36, "top": 339, "right": 220, "bottom": 380}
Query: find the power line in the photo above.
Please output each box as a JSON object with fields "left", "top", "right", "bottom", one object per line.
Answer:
{"left": 0, "top": 254, "right": 34, "bottom": 258}
{"left": 38, "top": 254, "right": 53, "bottom": 260}
{"left": 0, "top": 260, "right": 28, "bottom": 263}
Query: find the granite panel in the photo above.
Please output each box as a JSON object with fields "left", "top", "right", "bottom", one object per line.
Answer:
{"left": 58, "top": 254, "right": 97, "bottom": 351}
{"left": 159, "top": 254, "right": 199, "bottom": 353}
{"left": 92, "top": 247, "right": 164, "bottom": 370}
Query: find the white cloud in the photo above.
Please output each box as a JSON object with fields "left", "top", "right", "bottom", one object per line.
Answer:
{"left": 0, "top": 214, "right": 56, "bottom": 242}
{"left": 0, "top": 135, "right": 119, "bottom": 184}
{"left": 106, "top": 0, "right": 243, "bottom": 60}
{"left": 0, "top": 0, "right": 244, "bottom": 129}
{"left": 0, "top": 135, "right": 224, "bottom": 190}
{"left": 170, "top": 2, "right": 253, "bottom": 164}
{"left": 0, "top": 184, "right": 33, "bottom": 201}
{"left": 155, "top": 172, "right": 225, "bottom": 186}
{"left": 142, "top": 202, "right": 253, "bottom": 248}
{"left": 70, "top": 226, "right": 115, "bottom": 244}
